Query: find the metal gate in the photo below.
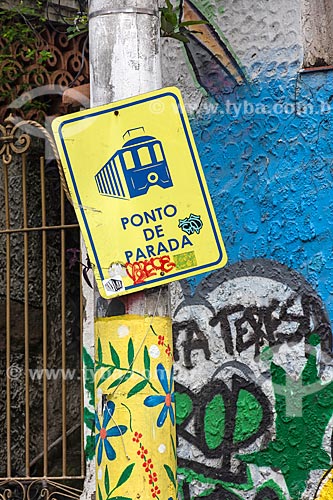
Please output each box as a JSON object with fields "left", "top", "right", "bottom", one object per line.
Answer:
{"left": 0, "top": 117, "right": 85, "bottom": 499}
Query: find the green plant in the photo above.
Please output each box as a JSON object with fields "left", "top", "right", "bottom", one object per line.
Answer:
{"left": 66, "top": 11, "right": 88, "bottom": 40}
{"left": 64, "top": 0, "right": 208, "bottom": 42}
{"left": 0, "top": 2, "right": 47, "bottom": 43}
{"left": 0, "top": 0, "right": 209, "bottom": 119}
{"left": 0, "top": 1, "right": 51, "bottom": 113}
{"left": 160, "top": 0, "right": 208, "bottom": 43}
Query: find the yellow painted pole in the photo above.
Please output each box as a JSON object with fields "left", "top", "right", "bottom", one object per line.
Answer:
{"left": 95, "top": 315, "right": 177, "bottom": 500}
{"left": 314, "top": 468, "right": 333, "bottom": 500}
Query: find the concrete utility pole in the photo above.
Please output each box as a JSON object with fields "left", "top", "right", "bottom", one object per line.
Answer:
{"left": 89, "top": 0, "right": 162, "bottom": 107}
{"left": 88, "top": 0, "right": 169, "bottom": 312}
{"left": 88, "top": 1, "right": 176, "bottom": 499}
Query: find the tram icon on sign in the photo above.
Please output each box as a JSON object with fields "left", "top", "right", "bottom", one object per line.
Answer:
{"left": 95, "top": 127, "right": 173, "bottom": 199}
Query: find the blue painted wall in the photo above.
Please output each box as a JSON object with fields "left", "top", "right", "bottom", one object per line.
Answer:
{"left": 191, "top": 71, "right": 333, "bottom": 320}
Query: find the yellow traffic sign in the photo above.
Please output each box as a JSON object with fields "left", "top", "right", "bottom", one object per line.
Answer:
{"left": 52, "top": 87, "right": 227, "bottom": 297}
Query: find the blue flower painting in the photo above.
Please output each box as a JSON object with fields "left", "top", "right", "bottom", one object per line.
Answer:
{"left": 95, "top": 400, "right": 127, "bottom": 465}
{"left": 144, "top": 363, "right": 175, "bottom": 427}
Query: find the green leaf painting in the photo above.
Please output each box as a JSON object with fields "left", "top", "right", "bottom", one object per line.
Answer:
{"left": 107, "top": 372, "right": 132, "bottom": 390}
{"left": 144, "top": 346, "right": 150, "bottom": 374}
{"left": 104, "top": 464, "right": 110, "bottom": 494}
{"left": 127, "top": 380, "right": 148, "bottom": 398}
{"left": 114, "top": 463, "right": 135, "bottom": 490}
{"left": 95, "top": 337, "right": 157, "bottom": 395}
{"left": 97, "top": 366, "right": 116, "bottom": 388}
{"left": 164, "top": 464, "right": 176, "bottom": 488}
{"left": 109, "top": 342, "right": 121, "bottom": 368}
{"left": 101, "top": 461, "right": 135, "bottom": 499}
{"left": 128, "top": 338, "right": 134, "bottom": 366}
{"left": 97, "top": 338, "right": 103, "bottom": 364}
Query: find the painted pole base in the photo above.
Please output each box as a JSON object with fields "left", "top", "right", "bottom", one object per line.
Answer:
{"left": 95, "top": 315, "right": 177, "bottom": 500}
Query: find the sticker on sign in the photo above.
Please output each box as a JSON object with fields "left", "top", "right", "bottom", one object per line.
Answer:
{"left": 52, "top": 87, "right": 227, "bottom": 297}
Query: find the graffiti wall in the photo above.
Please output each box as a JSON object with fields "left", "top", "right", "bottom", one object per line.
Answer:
{"left": 161, "top": 0, "right": 333, "bottom": 498}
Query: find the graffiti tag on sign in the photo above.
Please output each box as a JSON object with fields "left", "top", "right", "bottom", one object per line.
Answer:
{"left": 178, "top": 213, "right": 203, "bottom": 235}
{"left": 126, "top": 255, "right": 176, "bottom": 284}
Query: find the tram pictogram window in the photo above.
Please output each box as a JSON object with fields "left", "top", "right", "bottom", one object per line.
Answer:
{"left": 138, "top": 146, "right": 152, "bottom": 166}
{"left": 153, "top": 143, "right": 163, "bottom": 162}
{"left": 123, "top": 150, "right": 135, "bottom": 169}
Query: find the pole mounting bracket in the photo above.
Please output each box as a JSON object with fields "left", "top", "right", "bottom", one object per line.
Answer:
{"left": 89, "top": 7, "right": 158, "bottom": 19}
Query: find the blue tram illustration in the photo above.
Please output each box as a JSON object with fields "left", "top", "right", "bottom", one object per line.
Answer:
{"left": 95, "top": 127, "right": 173, "bottom": 199}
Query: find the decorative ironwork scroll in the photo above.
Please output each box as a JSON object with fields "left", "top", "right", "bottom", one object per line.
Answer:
{"left": 0, "top": 115, "right": 31, "bottom": 165}
{"left": 0, "top": 479, "right": 82, "bottom": 500}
